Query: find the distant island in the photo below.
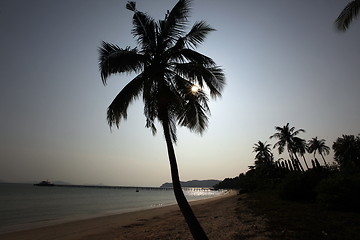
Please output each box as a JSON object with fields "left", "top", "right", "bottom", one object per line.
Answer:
{"left": 160, "top": 180, "right": 220, "bottom": 188}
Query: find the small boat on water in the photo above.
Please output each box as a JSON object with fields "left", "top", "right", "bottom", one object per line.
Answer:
{"left": 34, "top": 180, "right": 55, "bottom": 186}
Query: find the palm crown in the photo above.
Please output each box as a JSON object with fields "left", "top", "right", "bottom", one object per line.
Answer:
{"left": 99, "top": 0, "right": 225, "bottom": 143}
{"left": 270, "top": 123, "right": 305, "bottom": 155}
{"left": 253, "top": 141, "right": 273, "bottom": 164}
{"left": 307, "top": 137, "right": 330, "bottom": 165}
{"left": 307, "top": 137, "right": 330, "bottom": 156}
{"left": 270, "top": 123, "right": 306, "bottom": 171}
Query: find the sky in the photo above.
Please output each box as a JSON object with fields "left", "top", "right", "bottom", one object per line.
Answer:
{"left": 1, "top": 0, "right": 360, "bottom": 187}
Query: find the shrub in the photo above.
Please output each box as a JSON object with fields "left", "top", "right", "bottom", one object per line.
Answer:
{"left": 316, "top": 173, "right": 360, "bottom": 212}
{"left": 278, "top": 171, "right": 323, "bottom": 202}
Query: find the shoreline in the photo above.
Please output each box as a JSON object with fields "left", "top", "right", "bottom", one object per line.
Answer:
{"left": 0, "top": 185, "right": 226, "bottom": 235}
{"left": 1, "top": 191, "right": 241, "bottom": 240}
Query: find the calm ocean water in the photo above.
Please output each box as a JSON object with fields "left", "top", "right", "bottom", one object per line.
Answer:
{"left": 0, "top": 183, "right": 223, "bottom": 233}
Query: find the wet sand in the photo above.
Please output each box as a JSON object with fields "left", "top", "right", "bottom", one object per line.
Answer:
{"left": 0, "top": 191, "right": 271, "bottom": 240}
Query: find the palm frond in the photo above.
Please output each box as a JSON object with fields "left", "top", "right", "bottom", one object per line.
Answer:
{"left": 171, "top": 48, "right": 216, "bottom": 66}
{"left": 273, "top": 126, "right": 283, "bottom": 134}
{"left": 160, "top": 0, "right": 191, "bottom": 44}
{"left": 307, "top": 137, "right": 318, "bottom": 153}
{"left": 178, "top": 89, "right": 210, "bottom": 134}
{"left": 143, "top": 81, "right": 159, "bottom": 132}
{"left": 130, "top": 11, "right": 157, "bottom": 52}
{"left": 98, "top": 41, "right": 145, "bottom": 83}
{"left": 289, "top": 126, "right": 295, "bottom": 133}
{"left": 321, "top": 145, "right": 331, "bottom": 155}
{"left": 269, "top": 132, "right": 279, "bottom": 139}
{"left": 167, "top": 37, "right": 186, "bottom": 57}
{"left": 203, "top": 66, "right": 225, "bottom": 98}
{"left": 185, "top": 21, "right": 215, "bottom": 48}
{"left": 173, "top": 63, "right": 224, "bottom": 98}
{"left": 107, "top": 74, "right": 144, "bottom": 128}
{"left": 293, "top": 128, "right": 305, "bottom": 136}
{"left": 145, "top": 118, "right": 157, "bottom": 135}
{"left": 335, "top": 0, "right": 360, "bottom": 31}
{"left": 170, "top": 74, "right": 209, "bottom": 133}
{"left": 126, "top": 1, "right": 136, "bottom": 11}
{"left": 293, "top": 137, "right": 306, "bottom": 155}
{"left": 273, "top": 141, "right": 285, "bottom": 154}
{"left": 171, "top": 73, "right": 193, "bottom": 95}
{"left": 144, "top": 100, "right": 158, "bottom": 134}
{"left": 318, "top": 138, "right": 330, "bottom": 155}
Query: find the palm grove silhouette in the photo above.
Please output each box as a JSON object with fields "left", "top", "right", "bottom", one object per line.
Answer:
{"left": 268, "top": 123, "right": 331, "bottom": 172}
{"left": 249, "top": 123, "right": 332, "bottom": 174}
{"left": 216, "top": 124, "right": 360, "bottom": 191}
{"left": 252, "top": 123, "right": 360, "bottom": 175}
{"left": 98, "top": 1, "right": 225, "bottom": 239}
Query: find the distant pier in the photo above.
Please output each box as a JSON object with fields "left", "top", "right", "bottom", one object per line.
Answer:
{"left": 52, "top": 184, "right": 215, "bottom": 191}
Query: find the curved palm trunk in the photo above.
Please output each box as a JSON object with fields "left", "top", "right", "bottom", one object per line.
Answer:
{"left": 313, "top": 152, "right": 317, "bottom": 168}
{"left": 296, "top": 155, "right": 303, "bottom": 171}
{"left": 287, "top": 153, "right": 296, "bottom": 171}
{"left": 293, "top": 152, "right": 304, "bottom": 172}
{"left": 301, "top": 155, "right": 309, "bottom": 170}
{"left": 320, "top": 153, "right": 328, "bottom": 166}
{"left": 288, "top": 151, "right": 304, "bottom": 171}
{"left": 162, "top": 119, "right": 209, "bottom": 240}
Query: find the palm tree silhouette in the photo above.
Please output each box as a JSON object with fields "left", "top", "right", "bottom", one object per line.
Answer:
{"left": 253, "top": 141, "right": 273, "bottom": 166}
{"left": 270, "top": 123, "right": 305, "bottom": 171}
{"left": 307, "top": 137, "right": 330, "bottom": 166}
{"left": 98, "top": 1, "right": 225, "bottom": 239}
{"left": 293, "top": 137, "right": 310, "bottom": 170}
{"left": 335, "top": 0, "right": 360, "bottom": 31}
{"left": 253, "top": 141, "right": 275, "bottom": 177}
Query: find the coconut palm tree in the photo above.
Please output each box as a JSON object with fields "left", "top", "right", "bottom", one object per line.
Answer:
{"left": 307, "top": 137, "right": 330, "bottom": 166}
{"left": 98, "top": 1, "right": 224, "bottom": 239}
{"left": 293, "top": 137, "right": 310, "bottom": 170}
{"left": 270, "top": 123, "right": 305, "bottom": 171}
{"left": 253, "top": 141, "right": 273, "bottom": 166}
{"left": 253, "top": 141, "right": 277, "bottom": 178}
{"left": 335, "top": 0, "right": 360, "bottom": 31}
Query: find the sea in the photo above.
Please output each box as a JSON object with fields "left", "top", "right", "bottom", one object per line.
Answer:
{"left": 0, "top": 183, "right": 224, "bottom": 234}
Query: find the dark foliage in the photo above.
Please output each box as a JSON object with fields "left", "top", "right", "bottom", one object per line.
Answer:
{"left": 244, "top": 189, "right": 360, "bottom": 240}
{"left": 216, "top": 128, "right": 360, "bottom": 216}
{"left": 316, "top": 173, "right": 360, "bottom": 212}
{"left": 278, "top": 169, "right": 327, "bottom": 202}
{"left": 213, "top": 176, "right": 241, "bottom": 190}
{"left": 333, "top": 134, "right": 360, "bottom": 173}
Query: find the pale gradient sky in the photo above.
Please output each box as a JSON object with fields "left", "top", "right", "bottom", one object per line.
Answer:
{"left": 1, "top": 0, "right": 360, "bottom": 186}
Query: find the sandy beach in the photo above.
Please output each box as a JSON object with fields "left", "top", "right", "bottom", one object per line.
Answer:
{"left": 0, "top": 191, "right": 271, "bottom": 240}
